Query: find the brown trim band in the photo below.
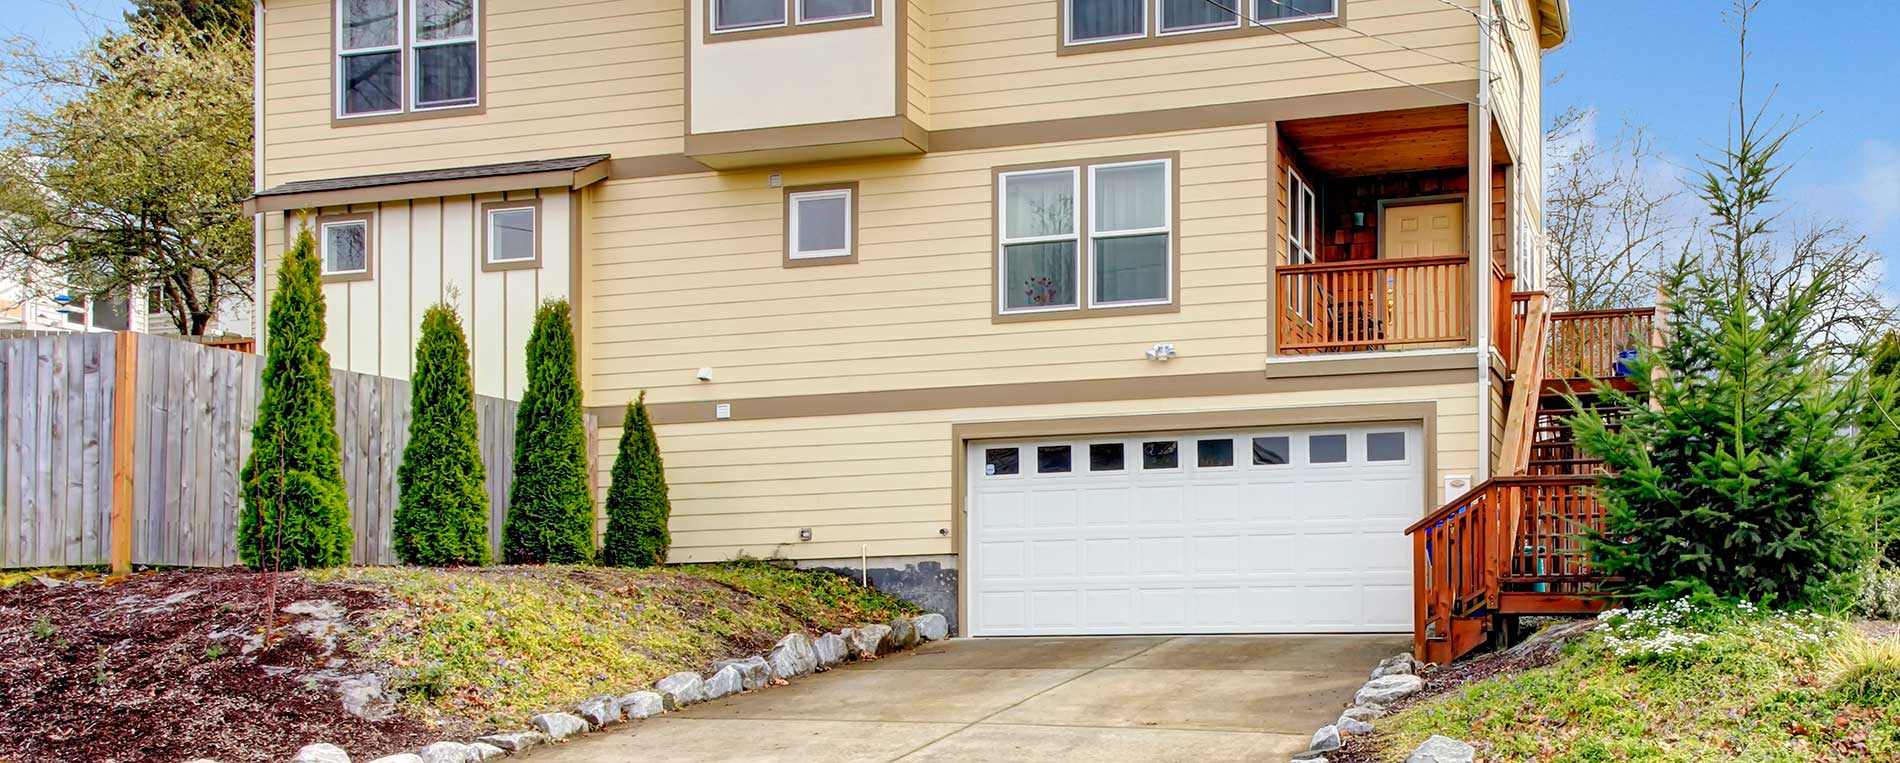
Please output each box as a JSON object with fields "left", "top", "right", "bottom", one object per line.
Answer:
{"left": 591, "top": 360, "right": 1475, "bottom": 426}
{"left": 686, "top": 116, "right": 927, "bottom": 168}
{"left": 245, "top": 159, "right": 610, "bottom": 215}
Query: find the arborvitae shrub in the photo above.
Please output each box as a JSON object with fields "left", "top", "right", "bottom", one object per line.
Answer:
{"left": 238, "top": 226, "right": 352, "bottom": 569}
{"left": 601, "top": 391, "right": 672, "bottom": 567}
{"left": 501, "top": 298, "right": 595, "bottom": 564}
{"left": 394, "top": 303, "right": 490, "bottom": 566}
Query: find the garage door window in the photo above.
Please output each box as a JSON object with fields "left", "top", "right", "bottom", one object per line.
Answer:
{"left": 1089, "top": 443, "right": 1125, "bottom": 471}
{"left": 1038, "top": 445, "right": 1073, "bottom": 473}
{"left": 1142, "top": 441, "right": 1179, "bottom": 469}
{"left": 1309, "top": 434, "right": 1348, "bottom": 464}
{"left": 1251, "top": 436, "right": 1290, "bottom": 466}
{"left": 1196, "top": 438, "right": 1234, "bottom": 467}
{"left": 1367, "top": 432, "right": 1407, "bottom": 462}
{"left": 984, "top": 447, "right": 1019, "bottom": 476}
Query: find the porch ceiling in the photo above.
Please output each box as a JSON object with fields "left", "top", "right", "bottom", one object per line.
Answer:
{"left": 1278, "top": 105, "right": 1510, "bottom": 178}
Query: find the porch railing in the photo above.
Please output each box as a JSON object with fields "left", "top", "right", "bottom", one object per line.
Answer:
{"left": 1546, "top": 308, "right": 1656, "bottom": 379}
{"left": 1276, "top": 255, "right": 1470, "bottom": 353}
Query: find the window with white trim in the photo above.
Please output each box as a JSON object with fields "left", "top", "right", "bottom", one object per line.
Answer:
{"left": 1066, "top": 0, "right": 1334, "bottom": 45}
{"left": 787, "top": 188, "right": 853, "bottom": 261}
{"left": 335, "top": 0, "right": 480, "bottom": 119}
{"left": 1286, "top": 169, "right": 1316, "bottom": 266}
{"left": 799, "top": 0, "right": 874, "bottom": 24}
{"left": 997, "top": 157, "right": 1173, "bottom": 315}
{"left": 715, "top": 0, "right": 871, "bottom": 32}
{"left": 485, "top": 204, "right": 537, "bottom": 265}
{"left": 321, "top": 218, "right": 371, "bottom": 276}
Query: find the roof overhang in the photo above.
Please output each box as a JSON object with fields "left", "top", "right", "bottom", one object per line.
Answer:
{"left": 1533, "top": 0, "right": 1571, "bottom": 49}
{"left": 243, "top": 154, "right": 612, "bottom": 215}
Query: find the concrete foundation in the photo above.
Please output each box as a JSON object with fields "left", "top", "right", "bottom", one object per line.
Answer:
{"left": 801, "top": 555, "right": 960, "bottom": 636}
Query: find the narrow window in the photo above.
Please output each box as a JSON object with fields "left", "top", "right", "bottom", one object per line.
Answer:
{"left": 1089, "top": 159, "right": 1171, "bottom": 306}
{"left": 1089, "top": 443, "right": 1125, "bottom": 471}
{"left": 1159, "top": 0, "right": 1236, "bottom": 34}
{"left": 412, "top": 0, "right": 478, "bottom": 110}
{"left": 799, "top": 0, "right": 873, "bottom": 23}
{"left": 1196, "top": 438, "right": 1234, "bottom": 468}
{"left": 337, "top": 0, "right": 403, "bottom": 116}
{"left": 1254, "top": 0, "right": 1335, "bottom": 23}
{"left": 320, "top": 218, "right": 372, "bottom": 277}
{"left": 787, "top": 187, "right": 854, "bottom": 261}
{"left": 1142, "top": 441, "right": 1179, "bottom": 469}
{"left": 1068, "top": 0, "right": 1145, "bottom": 43}
{"left": 1251, "top": 436, "right": 1289, "bottom": 465}
{"left": 714, "top": 0, "right": 787, "bottom": 31}
{"left": 1309, "top": 434, "right": 1348, "bottom": 464}
{"left": 1286, "top": 169, "right": 1316, "bottom": 266}
{"left": 999, "top": 168, "right": 1080, "bottom": 313}
{"left": 1037, "top": 445, "right": 1073, "bottom": 474}
{"left": 984, "top": 447, "right": 1019, "bottom": 476}
{"left": 1366, "top": 432, "right": 1407, "bottom": 462}
{"left": 484, "top": 203, "right": 537, "bottom": 268}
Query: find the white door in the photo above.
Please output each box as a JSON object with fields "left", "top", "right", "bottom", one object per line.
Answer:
{"left": 966, "top": 424, "right": 1422, "bottom": 636}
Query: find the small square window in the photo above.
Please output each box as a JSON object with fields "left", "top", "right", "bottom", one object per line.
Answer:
{"left": 984, "top": 447, "right": 1019, "bottom": 476}
{"left": 1197, "top": 438, "right": 1234, "bottom": 467}
{"left": 1309, "top": 434, "right": 1348, "bottom": 464}
{"left": 788, "top": 187, "right": 854, "bottom": 262}
{"left": 484, "top": 204, "right": 537, "bottom": 266}
{"left": 1252, "top": 436, "right": 1289, "bottom": 465}
{"left": 320, "top": 219, "right": 370, "bottom": 276}
{"left": 1367, "top": 432, "right": 1407, "bottom": 462}
{"left": 1142, "top": 441, "right": 1178, "bottom": 469}
{"left": 1089, "top": 443, "right": 1124, "bottom": 471}
{"left": 1037, "top": 445, "right": 1073, "bottom": 474}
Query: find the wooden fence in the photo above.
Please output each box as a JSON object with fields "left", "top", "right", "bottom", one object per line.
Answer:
{"left": 0, "top": 332, "right": 597, "bottom": 570}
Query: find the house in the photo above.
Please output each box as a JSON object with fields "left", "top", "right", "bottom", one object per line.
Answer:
{"left": 248, "top": 0, "right": 1610, "bottom": 655}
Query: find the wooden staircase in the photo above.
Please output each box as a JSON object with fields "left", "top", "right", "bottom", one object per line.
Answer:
{"left": 1406, "top": 299, "right": 1655, "bottom": 664}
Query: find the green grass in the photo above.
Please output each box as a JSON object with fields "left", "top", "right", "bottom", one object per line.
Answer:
{"left": 308, "top": 561, "right": 919, "bottom": 728}
{"left": 1370, "top": 605, "right": 1900, "bottom": 762}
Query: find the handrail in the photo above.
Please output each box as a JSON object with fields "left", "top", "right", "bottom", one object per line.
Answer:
{"left": 1276, "top": 256, "right": 1471, "bottom": 354}
{"left": 1277, "top": 254, "right": 1470, "bottom": 274}
{"left": 1547, "top": 307, "right": 1655, "bottom": 379}
{"left": 1498, "top": 292, "right": 1550, "bottom": 474}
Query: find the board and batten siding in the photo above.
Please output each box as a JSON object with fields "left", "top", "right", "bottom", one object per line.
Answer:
{"left": 260, "top": 0, "right": 683, "bottom": 187}
{"left": 585, "top": 124, "right": 1273, "bottom": 404}
{"left": 594, "top": 383, "right": 1480, "bottom": 563}
{"left": 263, "top": 188, "right": 576, "bottom": 400}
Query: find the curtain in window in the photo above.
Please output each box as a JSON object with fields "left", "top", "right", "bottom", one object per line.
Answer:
{"left": 1093, "top": 163, "right": 1167, "bottom": 304}
{"left": 1094, "top": 237, "right": 1166, "bottom": 304}
{"left": 1070, "top": 0, "right": 1144, "bottom": 41}
{"left": 1256, "top": 0, "right": 1334, "bottom": 21}
{"left": 1005, "top": 242, "right": 1078, "bottom": 310}
{"left": 1004, "top": 172, "right": 1074, "bottom": 239}
{"left": 1161, "top": 0, "right": 1235, "bottom": 31}
{"left": 1094, "top": 163, "right": 1165, "bottom": 231}
{"left": 717, "top": 0, "right": 787, "bottom": 28}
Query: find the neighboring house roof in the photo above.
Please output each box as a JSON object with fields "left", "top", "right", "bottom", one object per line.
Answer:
{"left": 244, "top": 154, "right": 613, "bottom": 214}
{"left": 1534, "top": 0, "right": 1571, "bottom": 49}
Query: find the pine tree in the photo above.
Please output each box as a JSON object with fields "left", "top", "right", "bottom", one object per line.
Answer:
{"left": 601, "top": 391, "right": 672, "bottom": 567}
{"left": 394, "top": 303, "right": 490, "bottom": 566}
{"left": 238, "top": 226, "right": 352, "bottom": 570}
{"left": 502, "top": 299, "right": 595, "bottom": 564}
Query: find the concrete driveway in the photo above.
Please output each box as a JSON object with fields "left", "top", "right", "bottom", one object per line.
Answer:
{"left": 524, "top": 634, "right": 1407, "bottom": 763}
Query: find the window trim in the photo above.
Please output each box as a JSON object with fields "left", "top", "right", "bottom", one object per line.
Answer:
{"left": 784, "top": 182, "right": 859, "bottom": 266}
{"left": 409, "top": 0, "right": 482, "bottom": 113}
{"left": 996, "top": 166, "right": 1083, "bottom": 316}
{"left": 1156, "top": 0, "right": 1241, "bottom": 37}
{"left": 479, "top": 198, "right": 541, "bottom": 272}
{"left": 1058, "top": 0, "right": 1342, "bottom": 55}
{"left": 1086, "top": 158, "right": 1174, "bottom": 309}
{"left": 706, "top": 0, "right": 881, "bottom": 43}
{"left": 332, "top": 0, "right": 486, "bottom": 126}
{"left": 991, "top": 153, "right": 1180, "bottom": 323}
{"left": 315, "top": 212, "right": 376, "bottom": 283}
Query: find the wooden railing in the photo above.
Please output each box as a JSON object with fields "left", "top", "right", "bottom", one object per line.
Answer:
{"left": 1277, "top": 256, "right": 1470, "bottom": 353}
{"left": 1500, "top": 476, "right": 1607, "bottom": 598}
{"left": 1497, "top": 292, "right": 1550, "bottom": 474}
{"left": 1546, "top": 308, "right": 1655, "bottom": 379}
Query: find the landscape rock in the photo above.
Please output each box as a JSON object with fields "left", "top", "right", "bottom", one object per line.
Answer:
{"left": 845, "top": 624, "right": 891, "bottom": 657}
{"left": 415, "top": 742, "right": 479, "bottom": 763}
{"left": 767, "top": 632, "right": 819, "bottom": 678}
{"left": 1335, "top": 715, "right": 1374, "bottom": 735}
{"left": 576, "top": 695, "right": 621, "bottom": 726}
{"left": 812, "top": 632, "right": 848, "bottom": 668}
{"left": 885, "top": 617, "right": 919, "bottom": 650}
{"left": 1308, "top": 725, "right": 1341, "bottom": 753}
{"left": 714, "top": 656, "right": 771, "bottom": 690}
{"left": 1340, "top": 704, "right": 1384, "bottom": 722}
{"left": 1369, "top": 652, "right": 1423, "bottom": 679}
{"left": 364, "top": 755, "right": 422, "bottom": 763}
{"left": 530, "top": 712, "right": 589, "bottom": 740}
{"left": 912, "top": 613, "right": 949, "bottom": 641}
{"left": 1405, "top": 735, "right": 1476, "bottom": 763}
{"left": 655, "top": 671, "right": 706, "bottom": 709}
{"left": 468, "top": 743, "right": 505, "bottom": 761}
{"left": 1289, "top": 751, "right": 1330, "bottom": 762}
{"left": 473, "top": 731, "right": 546, "bottom": 753}
{"left": 703, "top": 665, "right": 744, "bottom": 699}
{"left": 618, "top": 690, "right": 666, "bottom": 719}
{"left": 1502, "top": 619, "right": 1594, "bottom": 660}
{"left": 1354, "top": 674, "right": 1425, "bottom": 707}
{"left": 289, "top": 743, "right": 350, "bottom": 763}
{"left": 337, "top": 675, "right": 395, "bottom": 721}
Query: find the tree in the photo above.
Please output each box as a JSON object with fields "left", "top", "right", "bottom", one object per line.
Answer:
{"left": 394, "top": 303, "right": 489, "bottom": 566}
{"left": 0, "top": 23, "right": 253, "bottom": 335}
{"left": 128, "top": 0, "right": 253, "bottom": 39}
{"left": 238, "top": 227, "right": 352, "bottom": 570}
{"left": 601, "top": 391, "right": 672, "bottom": 567}
{"left": 1541, "top": 106, "right": 1682, "bottom": 311}
{"left": 502, "top": 299, "right": 595, "bottom": 564}
{"left": 1569, "top": 1, "right": 1873, "bottom": 608}
{"left": 1859, "top": 334, "right": 1900, "bottom": 558}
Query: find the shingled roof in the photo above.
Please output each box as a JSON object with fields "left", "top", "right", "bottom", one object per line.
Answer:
{"left": 244, "top": 154, "right": 612, "bottom": 214}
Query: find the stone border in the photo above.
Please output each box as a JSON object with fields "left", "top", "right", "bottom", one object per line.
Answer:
{"left": 1286, "top": 651, "right": 1428, "bottom": 763}
{"left": 271, "top": 613, "right": 952, "bottom": 763}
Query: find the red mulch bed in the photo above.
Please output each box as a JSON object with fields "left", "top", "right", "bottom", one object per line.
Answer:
{"left": 0, "top": 569, "right": 436, "bottom": 763}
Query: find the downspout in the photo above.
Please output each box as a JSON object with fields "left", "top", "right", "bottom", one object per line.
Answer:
{"left": 252, "top": 0, "right": 267, "bottom": 346}
{"left": 1474, "top": 3, "right": 1494, "bottom": 482}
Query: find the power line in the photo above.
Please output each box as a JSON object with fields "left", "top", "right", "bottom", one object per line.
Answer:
{"left": 1254, "top": 0, "right": 1485, "bottom": 77}
{"left": 1195, "top": 0, "right": 1479, "bottom": 107}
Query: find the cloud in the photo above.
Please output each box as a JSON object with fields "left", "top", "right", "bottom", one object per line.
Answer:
{"left": 1858, "top": 139, "right": 1900, "bottom": 234}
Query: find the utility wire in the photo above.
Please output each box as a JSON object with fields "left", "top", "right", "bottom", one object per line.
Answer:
{"left": 1253, "top": 0, "right": 1485, "bottom": 77}
{"left": 1195, "top": 0, "right": 1479, "bottom": 107}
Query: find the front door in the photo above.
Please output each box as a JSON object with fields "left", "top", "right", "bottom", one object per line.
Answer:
{"left": 1382, "top": 200, "right": 1464, "bottom": 259}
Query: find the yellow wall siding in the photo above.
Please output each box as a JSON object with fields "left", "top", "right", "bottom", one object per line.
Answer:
{"left": 260, "top": 0, "right": 683, "bottom": 187}
{"left": 594, "top": 383, "right": 1480, "bottom": 563}
{"left": 585, "top": 125, "right": 1274, "bottom": 404}
{"left": 905, "top": 0, "right": 933, "bottom": 129}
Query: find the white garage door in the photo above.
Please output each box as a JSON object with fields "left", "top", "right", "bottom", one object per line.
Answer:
{"left": 967, "top": 424, "right": 1422, "bottom": 636}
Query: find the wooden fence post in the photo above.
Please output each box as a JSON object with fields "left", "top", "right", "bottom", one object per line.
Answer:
{"left": 109, "top": 332, "right": 137, "bottom": 575}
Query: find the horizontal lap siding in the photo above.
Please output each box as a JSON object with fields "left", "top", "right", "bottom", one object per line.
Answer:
{"left": 587, "top": 125, "right": 1274, "bottom": 404}
{"left": 594, "top": 383, "right": 1480, "bottom": 563}
{"left": 261, "top": 0, "right": 682, "bottom": 187}
{"left": 929, "top": 0, "right": 1479, "bottom": 129}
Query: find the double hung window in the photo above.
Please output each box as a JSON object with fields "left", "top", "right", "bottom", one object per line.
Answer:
{"left": 997, "top": 157, "right": 1173, "bottom": 316}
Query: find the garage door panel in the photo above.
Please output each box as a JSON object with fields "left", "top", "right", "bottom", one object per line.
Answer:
{"left": 1031, "top": 539, "right": 1079, "bottom": 576}
{"left": 1136, "top": 536, "right": 1187, "bottom": 575}
{"left": 1188, "top": 483, "right": 1243, "bottom": 522}
{"left": 1028, "top": 489, "right": 1080, "bottom": 528}
{"left": 1031, "top": 590, "right": 1079, "bottom": 628}
{"left": 1135, "top": 485, "right": 1186, "bottom": 524}
{"left": 1081, "top": 486, "right": 1134, "bottom": 525}
{"left": 1192, "top": 535, "right": 1241, "bottom": 574}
